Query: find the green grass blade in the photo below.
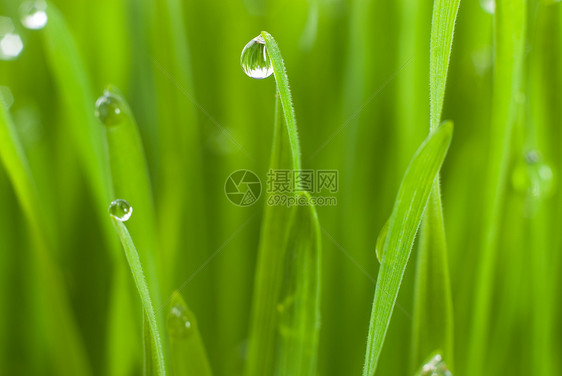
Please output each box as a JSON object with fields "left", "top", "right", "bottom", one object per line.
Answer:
{"left": 41, "top": 2, "right": 113, "bottom": 212}
{"left": 261, "top": 31, "right": 302, "bottom": 171}
{"left": 246, "top": 33, "right": 316, "bottom": 374}
{"left": 111, "top": 217, "right": 167, "bottom": 376}
{"left": 102, "top": 86, "right": 161, "bottom": 301}
{"left": 276, "top": 191, "right": 322, "bottom": 376}
{"left": 411, "top": 186, "right": 454, "bottom": 370}
{"left": 411, "top": 0, "right": 461, "bottom": 369}
{"left": 245, "top": 94, "right": 293, "bottom": 376}
{"left": 144, "top": 312, "right": 155, "bottom": 376}
{"left": 0, "top": 99, "right": 91, "bottom": 376}
{"left": 167, "top": 291, "right": 213, "bottom": 376}
{"left": 362, "top": 121, "right": 454, "bottom": 376}
{"left": 429, "top": 0, "right": 462, "bottom": 132}
{"left": 467, "top": 0, "right": 527, "bottom": 373}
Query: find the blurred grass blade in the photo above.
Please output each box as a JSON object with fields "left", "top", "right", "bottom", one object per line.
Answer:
{"left": 167, "top": 291, "right": 213, "bottom": 376}
{"left": 276, "top": 191, "right": 322, "bottom": 376}
{"left": 362, "top": 122, "right": 453, "bottom": 376}
{"left": 111, "top": 217, "right": 167, "bottom": 375}
{"left": 411, "top": 0, "right": 460, "bottom": 369}
{"left": 0, "top": 99, "right": 91, "bottom": 376}
{"left": 261, "top": 31, "right": 302, "bottom": 171}
{"left": 42, "top": 3, "right": 113, "bottom": 215}
{"left": 467, "top": 0, "right": 527, "bottom": 373}
{"left": 428, "top": 0, "right": 461, "bottom": 132}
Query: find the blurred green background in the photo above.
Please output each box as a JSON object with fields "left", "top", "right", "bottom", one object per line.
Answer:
{"left": 0, "top": 0, "right": 561, "bottom": 375}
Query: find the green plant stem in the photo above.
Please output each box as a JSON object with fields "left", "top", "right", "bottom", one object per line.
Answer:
{"left": 467, "top": 0, "right": 527, "bottom": 373}
{"left": 363, "top": 122, "right": 453, "bottom": 376}
{"left": 111, "top": 218, "right": 167, "bottom": 376}
{"left": 261, "top": 31, "right": 302, "bottom": 172}
{"left": 0, "top": 99, "right": 91, "bottom": 376}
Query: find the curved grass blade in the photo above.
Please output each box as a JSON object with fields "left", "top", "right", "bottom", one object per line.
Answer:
{"left": 276, "top": 191, "right": 322, "bottom": 376}
{"left": 261, "top": 31, "right": 302, "bottom": 171}
{"left": 111, "top": 217, "right": 167, "bottom": 376}
{"left": 167, "top": 291, "right": 213, "bottom": 376}
{"left": 246, "top": 33, "right": 320, "bottom": 376}
{"left": 102, "top": 86, "right": 161, "bottom": 302}
{"left": 0, "top": 100, "right": 91, "bottom": 376}
{"left": 362, "top": 122, "right": 453, "bottom": 376}
{"left": 467, "top": 0, "right": 527, "bottom": 373}
{"left": 411, "top": 0, "right": 460, "bottom": 369}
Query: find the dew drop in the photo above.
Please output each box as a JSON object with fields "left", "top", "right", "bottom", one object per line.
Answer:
{"left": 512, "top": 150, "right": 555, "bottom": 199}
{"left": 240, "top": 35, "right": 273, "bottom": 79}
{"left": 0, "top": 17, "right": 23, "bottom": 60}
{"left": 108, "top": 199, "right": 133, "bottom": 222}
{"left": 95, "top": 90, "right": 124, "bottom": 126}
{"left": 167, "top": 304, "right": 194, "bottom": 339}
{"left": 479, "top": 0, "right": 495, "bottom": 14}
{"left": 418, "top": 354, "right": 452, "bottom": 376}
{"left": 20, "top": 1, "right": 48, "bottom": 30}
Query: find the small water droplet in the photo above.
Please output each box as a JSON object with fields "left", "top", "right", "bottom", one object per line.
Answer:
{"left": 240, "top": 35, "right": 273, "bottom": 79}
{"left": 0, "top": 17, "right": 23, "bottom": 60}
{"left": 512, "top": 150, "right": 555, "bottom": 199}
{"left": 95, "top": 90, "right": 124, "bottom": 126}
{"left": 167, "top": 304, "right": 194, "bottom": 339}
{"left": 479, "top": 0, "right": 495, "bottom": 14}
{"left": 20, "top": 1, "right": 48, "bottom": 30}
{"left": 418, "top": 354, "right": 452, "bottom": 376}
{"left": 108, "top": 199, "right": 133, "bottom": 222}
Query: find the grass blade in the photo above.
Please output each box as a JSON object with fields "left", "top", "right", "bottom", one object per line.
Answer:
{"left": 261, "top": 31, "right": 302, "bottom": 171}
{"left": 467, "top": 0, "right": 527, "bottom": 373}
{"left": 411, "top": 188, "right": 454, "bottom": 369}
{"left": 429, "top": 0, "right": 462, "bottom": 132}
{"left": 245, "top": 94, "right": 293, "bottom": 376}
{"left": 411, "top": 0, "right": 460, "bottom": 369}
{"left": 246, "top": 32, "right": 320, "bottom": 376}
{"left": 362, "top": 121, "right": 454, "bottom": 376}
{"left": 167, "top": 291, "right": 213, "bottom": 376}
{"left": 111, "top": 217, "right": 166, "bottom": 376}
{"left": 0, "top": 99, "right": 91, "bottom": 376}
{"left": 276, "top": 191, "right": 322, "bottom": 376}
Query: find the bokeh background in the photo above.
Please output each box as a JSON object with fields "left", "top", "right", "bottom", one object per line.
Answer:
{"left": 0, "top": 0, "right": 561, "bottom": 375}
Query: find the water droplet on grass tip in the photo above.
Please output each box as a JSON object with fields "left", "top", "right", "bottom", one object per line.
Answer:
{"left": 241, "top": 35, "right": 273, "bottom": 79}
{"left": 418, "top": 354, "right": 452, "bottom": 376}
{"left": 108, "top": 199, "right": 133, "bottom": 221}
{"left": 167, "top": 304, "right": 194, "bottom": 338}
{"left": 95, "top": 90, "right": 124, "bottom": 126}
{"left": 20, "top": 1, "right": 48, "bottom": 30}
